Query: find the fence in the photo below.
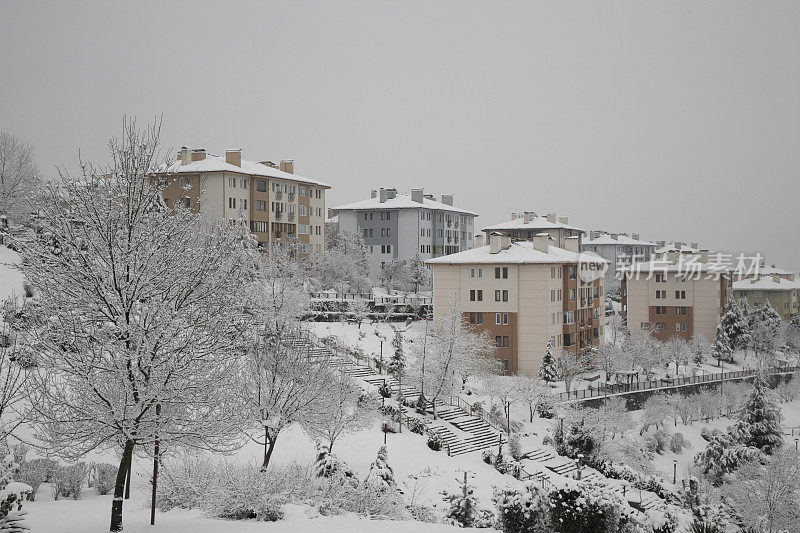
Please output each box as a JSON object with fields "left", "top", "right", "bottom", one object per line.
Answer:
{"left": 519, "top": 466, "right": 555, "bottom": 491}
{"left": 309, "top": 291, "right": 432, "bottom": 306}
{"left": 554, "top": 365, "right": 800, "bottom": 402}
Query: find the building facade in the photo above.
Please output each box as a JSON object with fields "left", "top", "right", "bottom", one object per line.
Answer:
{"left": 733, "top": 274, "right": 799, "bottom": 321}
{"left": 330, "top": 188, "right": 478, "bottom": 282}
{"left": 481, "top": 211, "right": 585, "bottom": 248}
{"left": 620, "top": 256, "right": 728, "bottom": 342}
{"left": 157, "top": 148, "right": 330, "bottom": 252}
{"left": 427, "top": 233, "right": 606, "bottom": 375}
{"left": 582, "top": 232, "right": 657, "bottom": 289}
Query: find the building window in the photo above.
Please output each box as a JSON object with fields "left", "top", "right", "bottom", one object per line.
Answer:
{"left": 502, "top": 267, "right": 508, "bottom": 278}
{"left": 502, "top": 336, "right": 509, "bottom": 348}
{"left": 495, "top": 290, "right": 501, "bottom": 302}
{"left": 495, "top": 267, "right": 501, "bottom": 279}
{"left": 502, "top": 290, "right": 508, "bottom": 302}
{"left": 470, "top": 290, "right": 476, "bottom": 302}
{"left": 495, "top": 336, "right": 502, "bottom": 347}
{"left": 477, "top": 290, "right": 483, "bottom": 301}
{"left": 183, "top": 197, "right": 190, "bottom": 208}
{"left": 502, "top": 360, "right": 509, "bottom": 371}
{"left": 477, "top": 313, "right": 483, "bottom": 325}
{"left": 256, "top": 200, "right": 266, "bottom": 211}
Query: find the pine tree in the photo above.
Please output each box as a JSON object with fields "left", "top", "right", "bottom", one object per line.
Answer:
{"left": 712, "top": 322, "right": 733, "bottom": 364}
{"left": 787, "top": 314, "right": 800, "bottom": 354}
{"left": 720, "top": 298, "right": 750, "bottom": 353}
{"left": 538, "top": 339, "right": 559, "bottom": 382}
{"left": 733, "top": 372, "right": 783, "bottom": 454}
{"left": 366, "top": 445, "right": 395, "bottom": 489}
{"left": 388, "top": 329, "right": 406, "bottom": 403}
{"left": 313, "top": 441, "right": 337, "bottom": 478}
{"left": 748, "top": 301, "right": 782, "bottom": 364}
{"left": 444, "top": 472, "right": 479, "bottom": 528}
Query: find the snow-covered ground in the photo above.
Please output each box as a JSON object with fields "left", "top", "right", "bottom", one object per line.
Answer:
{"left": 0, "top": 245, "right": 25, "bottom": 304}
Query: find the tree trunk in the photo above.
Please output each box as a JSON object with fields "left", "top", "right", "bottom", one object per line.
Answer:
{"left": 262, "top": 428, "right": 278, "bottom": 471}
{"left": 124, "top": 451, "right": 132, "bottom": 500}
{"left": 110, "top": 439, "right": 134, "bottom": 532}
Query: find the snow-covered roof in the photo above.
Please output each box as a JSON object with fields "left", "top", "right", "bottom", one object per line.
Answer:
{"left": 161, "top": 154, "right": 332, "bottom": 188}
{"left": 757, "top": 265, "right": 796, "bottom": 276}
{"left": 585, "top": 234, "right": 657, "bottom": 247}
{"left": 618, "top": 258, "right": 730, "bottom": 274}
{"left": 481, "top": 215, "right": 585, "bottom": 234}
{"left": 330, "top": 193, "right": 478, "bottom": 216}
{"left": 654, "top": 242, "right": 701, "bottom": 254}
{"left": 733, "top": 277, "right": 800, "bottom": 292}
{"left": 425, "top": 241, "right": 607, "bottom": 265}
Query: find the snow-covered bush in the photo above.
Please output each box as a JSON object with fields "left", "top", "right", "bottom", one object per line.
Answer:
{"left": 157, "top": 456, "right": 218, "bottom": 511}
{"left": 205, "top": 464, "right": 285, "bottom": 521}
{"left": 670, "top": 432, "right": 688, "bottom": 453}
{"left": 16, "top": 458, "right": 56, "bottom": 501}
{"left": 405, "top": 416, "right": 427, "bottom": 435}
{"left": 90, "top": 463, "right": 117, "bottom": 495}
{"left": 507, "top": 433, "right": 523, "bottom": 461}
{"left": 644, "top": 428, "right": 670, "bottom": 455}
{"left": 553, "top": 417, "right": 599, "bottom": 459}
{"left": 548, "top": 481, "right": 643, "bottom": 533}
{"left": 0, "top": 445, "right": 31, "bottom": 532}
{"left": 492, "top": 483, "right": 549, "bottom": 533}
{"left": 646, "top": 507, "right": 679, "bottom": 533}
{"left": 51, "top": 463, "right": 87, "bottom": 500}
{"left": 366, "top": 445, "right": 395, "bottom": 489}
{"left": 535, "top": 398, "right": 555, "bottom": 419}
{"left": 426, "top": 432, "right": 442, "bottom": 451}
{"left": 314, "top": 442, "right": 344, "bottom": 478}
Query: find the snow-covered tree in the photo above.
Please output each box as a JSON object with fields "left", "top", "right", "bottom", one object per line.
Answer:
{"left": 732, "top": 371, "right": 783, "bottom": 454}
{"left": 514, "top": 375, "right": 548, "bottom": 423}
{"left": 748, "top": 301, "right": 782, "bottom": 366}
{"left": 409, "top": 297, "right": 495, "bottom": 418}
{"left": 350, "top": 298, "right": 370, "bottom": 329}
{"left": 306, "top": 373, "right": 375, "bottom": 452}
{"left": 313, "top": 441, "right": 342, "bottom": 478}
{"left": 443, "top": 472, "right": 479, "bottom": 528}
{"left": 251, "top": 243, "right": 310, "bottom": 338}
{"left": 537, "top": 339, "right": 559, "bottom": 383}
{"left": 721, "top": 298, "right": 751, "bottom": 354}
{"left": 0, "top": 340, "right": 28, "bottom": 441}
{"left": 366, "top": 445, "right": 394, "bottom": 489}
{"left": 316, "top": 230, "right": 370, "bottom": 295}
{"left": 722, "top": 449, "right": 800, "bottom": 532}
{"left": 663, "top": 336, "right": 690, "bottom": 375}
{"left": 0, "top": 131, "right": 39, "bottom": 225}
{"left": 689, "top": 332, "right": 711, "bottom": 365}
{"left": 406, "top": 254, "right": 430, "bottom": 292}
{"left": 558, "top": 349, "right": 595, "bottom": 394}
{"left": 16, "top": 119, "right": 252, "bottom": 532}
{"left": 492, "top": 483, "right": 549, "bottom": 533}
{"left": 239, "top": 330, "right": 337, "bottom": 471}
{"left": 380, "top": 258, "right": 408, "bottom": 292}
{"left": 712, "top": 322, "right": 733, "bottom": 365}
{"left": 786, "top": 314, "right": 800, "bottom": 355}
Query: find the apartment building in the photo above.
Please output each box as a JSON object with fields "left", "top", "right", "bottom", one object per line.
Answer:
{"left": 583, "top": 232, "right": 657, "bottom": 289}
{"left": 620, "top": 255, "right": 729, "bottom": 342}
{"left": 158, "top": 148, "right": 330, "bottom": 252}
{"left": 330, "top": 188, "right": 478, "bottom": 282}
{"left": 482, "top": 211, "right": 585, "bottom": 248}
{"left": 427, "top": 232, "right": 606, "bottom": 375}
{"left": 733, "top": 274, "right": 799, "bottom": 321}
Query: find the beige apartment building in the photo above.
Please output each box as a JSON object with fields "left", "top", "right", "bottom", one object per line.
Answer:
{"left": 620, "top": 255, "right": 729, "bottom": 342}
{"left": 156, "top": 147, "right": 330, "bottom": 252}
{"left": 482, "top": 211, "right": 585, "bottom": 248}
{"left": 733, "top": 274, "right": 799, "bottom": 321}
{"left": 427, "top": 232, "right": 606, "bottom": 375}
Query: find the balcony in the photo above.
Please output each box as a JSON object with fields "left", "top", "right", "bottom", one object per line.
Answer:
{"left": 288, "top": 211, "right": 295, "bottom": 221}
{"left": 446, "top": 220, "right": 452, "bottom": 227}
{"left": 275, "top": 211, "right": 283, "bottom": 220}
{"left": 288, "top": 193, "right": 295, "bottom": 202}
{"left": 275, "top": 191, "right": 283, "bottom": 199}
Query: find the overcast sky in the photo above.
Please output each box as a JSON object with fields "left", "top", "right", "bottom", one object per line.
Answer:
{"left": 2, "top": 1, "right": 798, "bottom": 270}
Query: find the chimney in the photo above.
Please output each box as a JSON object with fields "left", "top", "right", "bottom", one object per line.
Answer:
{"left": 191, "top": 149, "right": 206, "bottom": 162}
{"left": 533, "top": 232, "right": 550, "bottom": 253}
{"left": 225, "top": 149, "right": 242, "bottom": 167}
{"left": 387, "top": 188, "right": 397, "bottom": 199}
{"left": 699, "top": 249, "right": 709, "bottom": 263}
{"left": 441, "top": 194, "right": 454, "bottom": 206}
{"left": 379, "top": 188, "right": 388, "bottom": 203}
{"left": 523, "top": 211, "right": 535, "bottom": 223}
{"left": 411, "top": 188, "right": 424, "bottom": 203}
{"left": 772, "top": 274, "right": 781, "bottom": 283}
{"left": 546, "top": 212, "right": 557, "bottom": 224}
{"left": 179, "top": 146, "right": 191, "bottom": 165}
{"left": 632, "top": 233, "right": 640, "bottom": 241}
{"left": 667, "top": 251, "right": 679, "bottom": 263}
{"left": 610, "top": 233, "right": 619, "bottom": 241}
{"left": 474, "top": 234, "right": 485, "bottom": 247}
{"left": 558, "top": 216, "right": 569, "bottom": 225}
{"left": 564, "top": 236, "right": 579, "bottom": 253}
{"left": 589, "top": 230, "right": 601, "bottom": 240}
{"left": 489, "top": 232, "right": 511, "bottom": 254}
{"left": 370, "top": 189, "right": 377, "bottom": 199}
{"left": 691, "top": 242, "right": 698, "bottom": 250}
{"left": 279, "top": 160, "right": 294, "bottom": 174}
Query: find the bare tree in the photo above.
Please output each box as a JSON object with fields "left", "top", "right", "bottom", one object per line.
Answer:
{"left": 410, "top": 297, "right": 494, "bottom": 418}
{"left": 558, "top": 348, "right": 595, "bottom": 394}
{"left": 514, "top": 375, "right": 548, "bottom": 422}
{"left": 0, "top": 131, "right": 39, "bottom": 224}
{"left": 722, "top": 450, "right": 800, "bottom": 533}
{"left": 663, "top": 336, "right": 691, "bottom": 376}
{"left": 0, "top": 334, "right": 28, "bottom": 440}
{"left": 305, "top": 372, "right": 375, "bottom": 452}
{"left": 15, "top": 119, "right": 253, "bottom": 532}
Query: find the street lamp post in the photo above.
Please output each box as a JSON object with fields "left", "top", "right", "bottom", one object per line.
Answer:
{"left": 795, "top": 438, "right": 798, "bottom": 452}
{"left": 506, "top": 401, "right": 510, "bottom": 437}
{"left": 673, "top": 459, "right": 677, "bottom": 485}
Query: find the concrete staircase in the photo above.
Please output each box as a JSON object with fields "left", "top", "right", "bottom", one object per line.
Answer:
{"left": 292, "top": 331, "right": 505, "bottom": 456}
